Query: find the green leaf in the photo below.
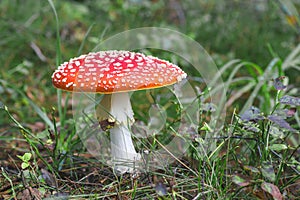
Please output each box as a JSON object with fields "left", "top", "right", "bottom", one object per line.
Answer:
{"left": 261, "top": 182, "right": 283, "bottom": 200}
{"left": 21, "top": 162, "right": 30, "bottom": 169}
{"left": 17, "top": 153, "right": 32, "bottom": 162}
{"left": 16, "top": 155, "right": 23, "bottom": 161}
{"left": 269, "top": 144, "right": 288, "bottom": 151}
{"left": 261, "top": 161, "right": 276, "bottom": 182}
{"left": 200, "top": 122, "right": 212, "bottom": 132}
{"left": 269, "top": 126, "right": 284, "bottom": 139}
{"left": 23, "top": 153, "right": 32, "bottom": 162}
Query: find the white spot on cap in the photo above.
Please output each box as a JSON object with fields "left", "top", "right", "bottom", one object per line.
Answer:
{"left": 68, "top": 65, "right": 74, "bottom": 69}
{"left": 159, "top": 63, "right": 167, "bottom": 68}
{"left": 85, "top": 64, "right": 94, "bottom": 67}
{"left": 135, "top": 56, "right": 143, "bottom": 62}
{"left": 56, "top": 73, "right": 61, "bottom": 79}
{"left": 66, "top": 82, "right": 73, "bottom": 88}
{"left": 177, "top": 75, "right": 184, "bottom": 82}
{"left": 89, "top": 68, "right": 97, "bottom": 72}
{"left": 75, "top": 61, "right": 80, "bottom": 66}
{"left": 113, "top": 62, "right": 122, "bottom": 67}
{"left": 100, "top": 68, "right": 110, "bottom": 72}
{"left": 94, "top": 60, "right": 103, "bottom": 64}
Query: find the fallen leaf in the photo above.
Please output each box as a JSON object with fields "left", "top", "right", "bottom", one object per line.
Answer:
{"left": 17, "top": 187, "right": 42, "bottom": 200}
{"left": 261, "top": 182, "right": 283, "bottom": 200}
{"left": 155, "top": 182, "right": 168, "bottom": 196}
{"left": 41, "top": 168, "right": 57, "bottom": 187}
{"left": 232, "top": 175, "right": 251, "bottom": 187}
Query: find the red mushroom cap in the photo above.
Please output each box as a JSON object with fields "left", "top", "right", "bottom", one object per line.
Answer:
{"left": 52, "top": 50, "right": 187, "bottom": 93}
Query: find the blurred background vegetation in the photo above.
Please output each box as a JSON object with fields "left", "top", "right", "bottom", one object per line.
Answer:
{"left": 1, "top": 0, "right": 299, "bottom": 131}
{"left": 0, "top": 0, "right": 299, "bottom": 198}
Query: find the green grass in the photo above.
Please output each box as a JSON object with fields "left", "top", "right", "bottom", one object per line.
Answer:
{"left": 0, "top": 0, "right": 300, "bottom": 199}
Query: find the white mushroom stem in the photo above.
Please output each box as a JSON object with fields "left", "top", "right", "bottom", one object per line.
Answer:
{"left": 110, "top": 124, "right": 140, "bottom": 174}
{"left": 100, "top": 92, "right": 140, "bottom": 174}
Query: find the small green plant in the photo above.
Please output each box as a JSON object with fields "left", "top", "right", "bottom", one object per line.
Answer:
{"left": 17, "top": 152, "right": 32, "bottom": 170}
{"left": 227, "top": 77, "right": 299, "bottom": 199}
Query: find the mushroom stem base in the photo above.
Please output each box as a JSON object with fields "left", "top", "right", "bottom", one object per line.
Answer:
{"left": 110, "top": 124, "right": 141, "bottom": 174}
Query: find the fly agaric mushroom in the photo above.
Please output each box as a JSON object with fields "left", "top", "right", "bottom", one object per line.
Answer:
{"left": 52, "top": 50, "right": 187, "bottom": 174}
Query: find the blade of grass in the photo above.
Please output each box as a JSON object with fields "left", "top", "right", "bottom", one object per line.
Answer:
{"left": 77, "top": 23, "right": 95, "bottom": 56}
{"left": 48, "top": 0, "right": 64, "bottom": 126}
{"left": 243, "top": 61, "right": 272, "bottom": 113}
{"left": 4, "top": 83, "right": 54, "bottom": 130}
{"left": 241, "top": 58, "right": 280, "bottom": 114}
{"left": 282, "top": 43, "right": 300, "bottom": 70}
{"left": 1, "top": 167, "right": 16, "bottom": 199}
{"left": 225, "top": 80, "right": 256, "bottom": 108}
{"left": 22, "top": 93, "right": 54, "bottom": 130}
{"left": 154, "top": 137, "right": 197, "bottom": 176}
